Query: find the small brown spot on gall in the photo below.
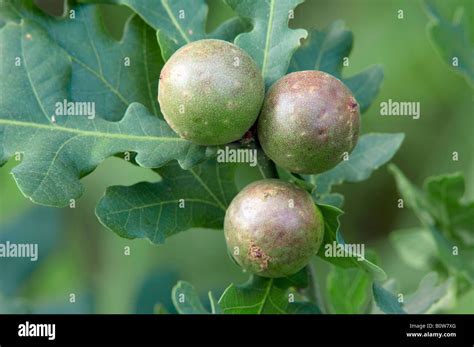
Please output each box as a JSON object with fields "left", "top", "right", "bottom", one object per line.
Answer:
{"left": 348, "top": 97, "right": 359, "bottom": 112}
{"left": 248, "top": 244, "right": 272, "bottom": 270}
{"left": 263, "top": 191, "right": 275, "bottom": 198}
{"left": 262, "top": 186, "right": 287, "bottom": 199}
{"left": 318, "top": 128, "right": 328, "bottom": 142}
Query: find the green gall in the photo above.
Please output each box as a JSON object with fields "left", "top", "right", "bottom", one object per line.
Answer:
{"left": 158, "top": 39, "right": 264, "bottom": 145}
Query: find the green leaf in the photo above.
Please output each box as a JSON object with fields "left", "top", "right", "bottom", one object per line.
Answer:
{"left": 218, "top": 268, "right": 314, "bottom": 314}
{"left": 2, "top": 1, "right": 163, "bottom": 120}
{"left": 85, "top": 0, "right": 206, "bottom": 47}
{"left": 0, "top": 19, "right": 210, "bottom": 207}
{"left": 157, "top": 15, "right": 248, "bottom": 60}
{"left": 225, "top": 0, "right": 307, "bottom": 88}
{"left": 96, "top": 160, "right": 237, "bottom": 243}
{"left": 80, "top": 0, "right": 248, "bottom": 61}
{"left": 404, "top": 272, "right": 454, "bottom": 314}
{"left": 430, "top": 225, "right": 474, "bottom": 283}
{"left": 317, "top": 193, "right": 344, "bottom": 208}
{"left": 311, "top": 133, "right": 405, "bottom": 199}
{"left": 390, "top": 228, "right": 438, "bottom": 270}
{"left": 172, "top": 281, "right": 209, "bottom": 314}
{"left": 0, "top": 0, "right": 18, "bottom": 24}
{"left": 281, "top": 266, "right": 310, "bottom": 289}
{"left": 327, "top": 266, "right": 371, "bottom": 314}
{"left": 423, "top": 0, "right": 474, "bottom": 85}
{"left": 317, "top": 204, "right": 387, "bottom": 281}
{"left": 289, "top": 20, "right": 384, "bottom": 112}
{"left": 208, "top": 17, "right": 250, "bottom": 42}
{"left": 155, "top": 2, "right": 247, "bottom": 61}
{"left": 372, "top": 282, "right": 406, "bottom": 314}
{"left": 424, "top": 173, "right": 474, "bottom": 246}
{"left": 389, "top": 165, "right": 474, "bottom": 282}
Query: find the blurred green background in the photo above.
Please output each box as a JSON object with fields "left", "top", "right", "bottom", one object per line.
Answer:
{"left": 0, "top": 0, "right": 472, "bottom": 313}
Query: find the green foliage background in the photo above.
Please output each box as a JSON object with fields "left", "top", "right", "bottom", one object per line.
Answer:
{"left": 0, "top": 0, "right": 472, "bottom": 313}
